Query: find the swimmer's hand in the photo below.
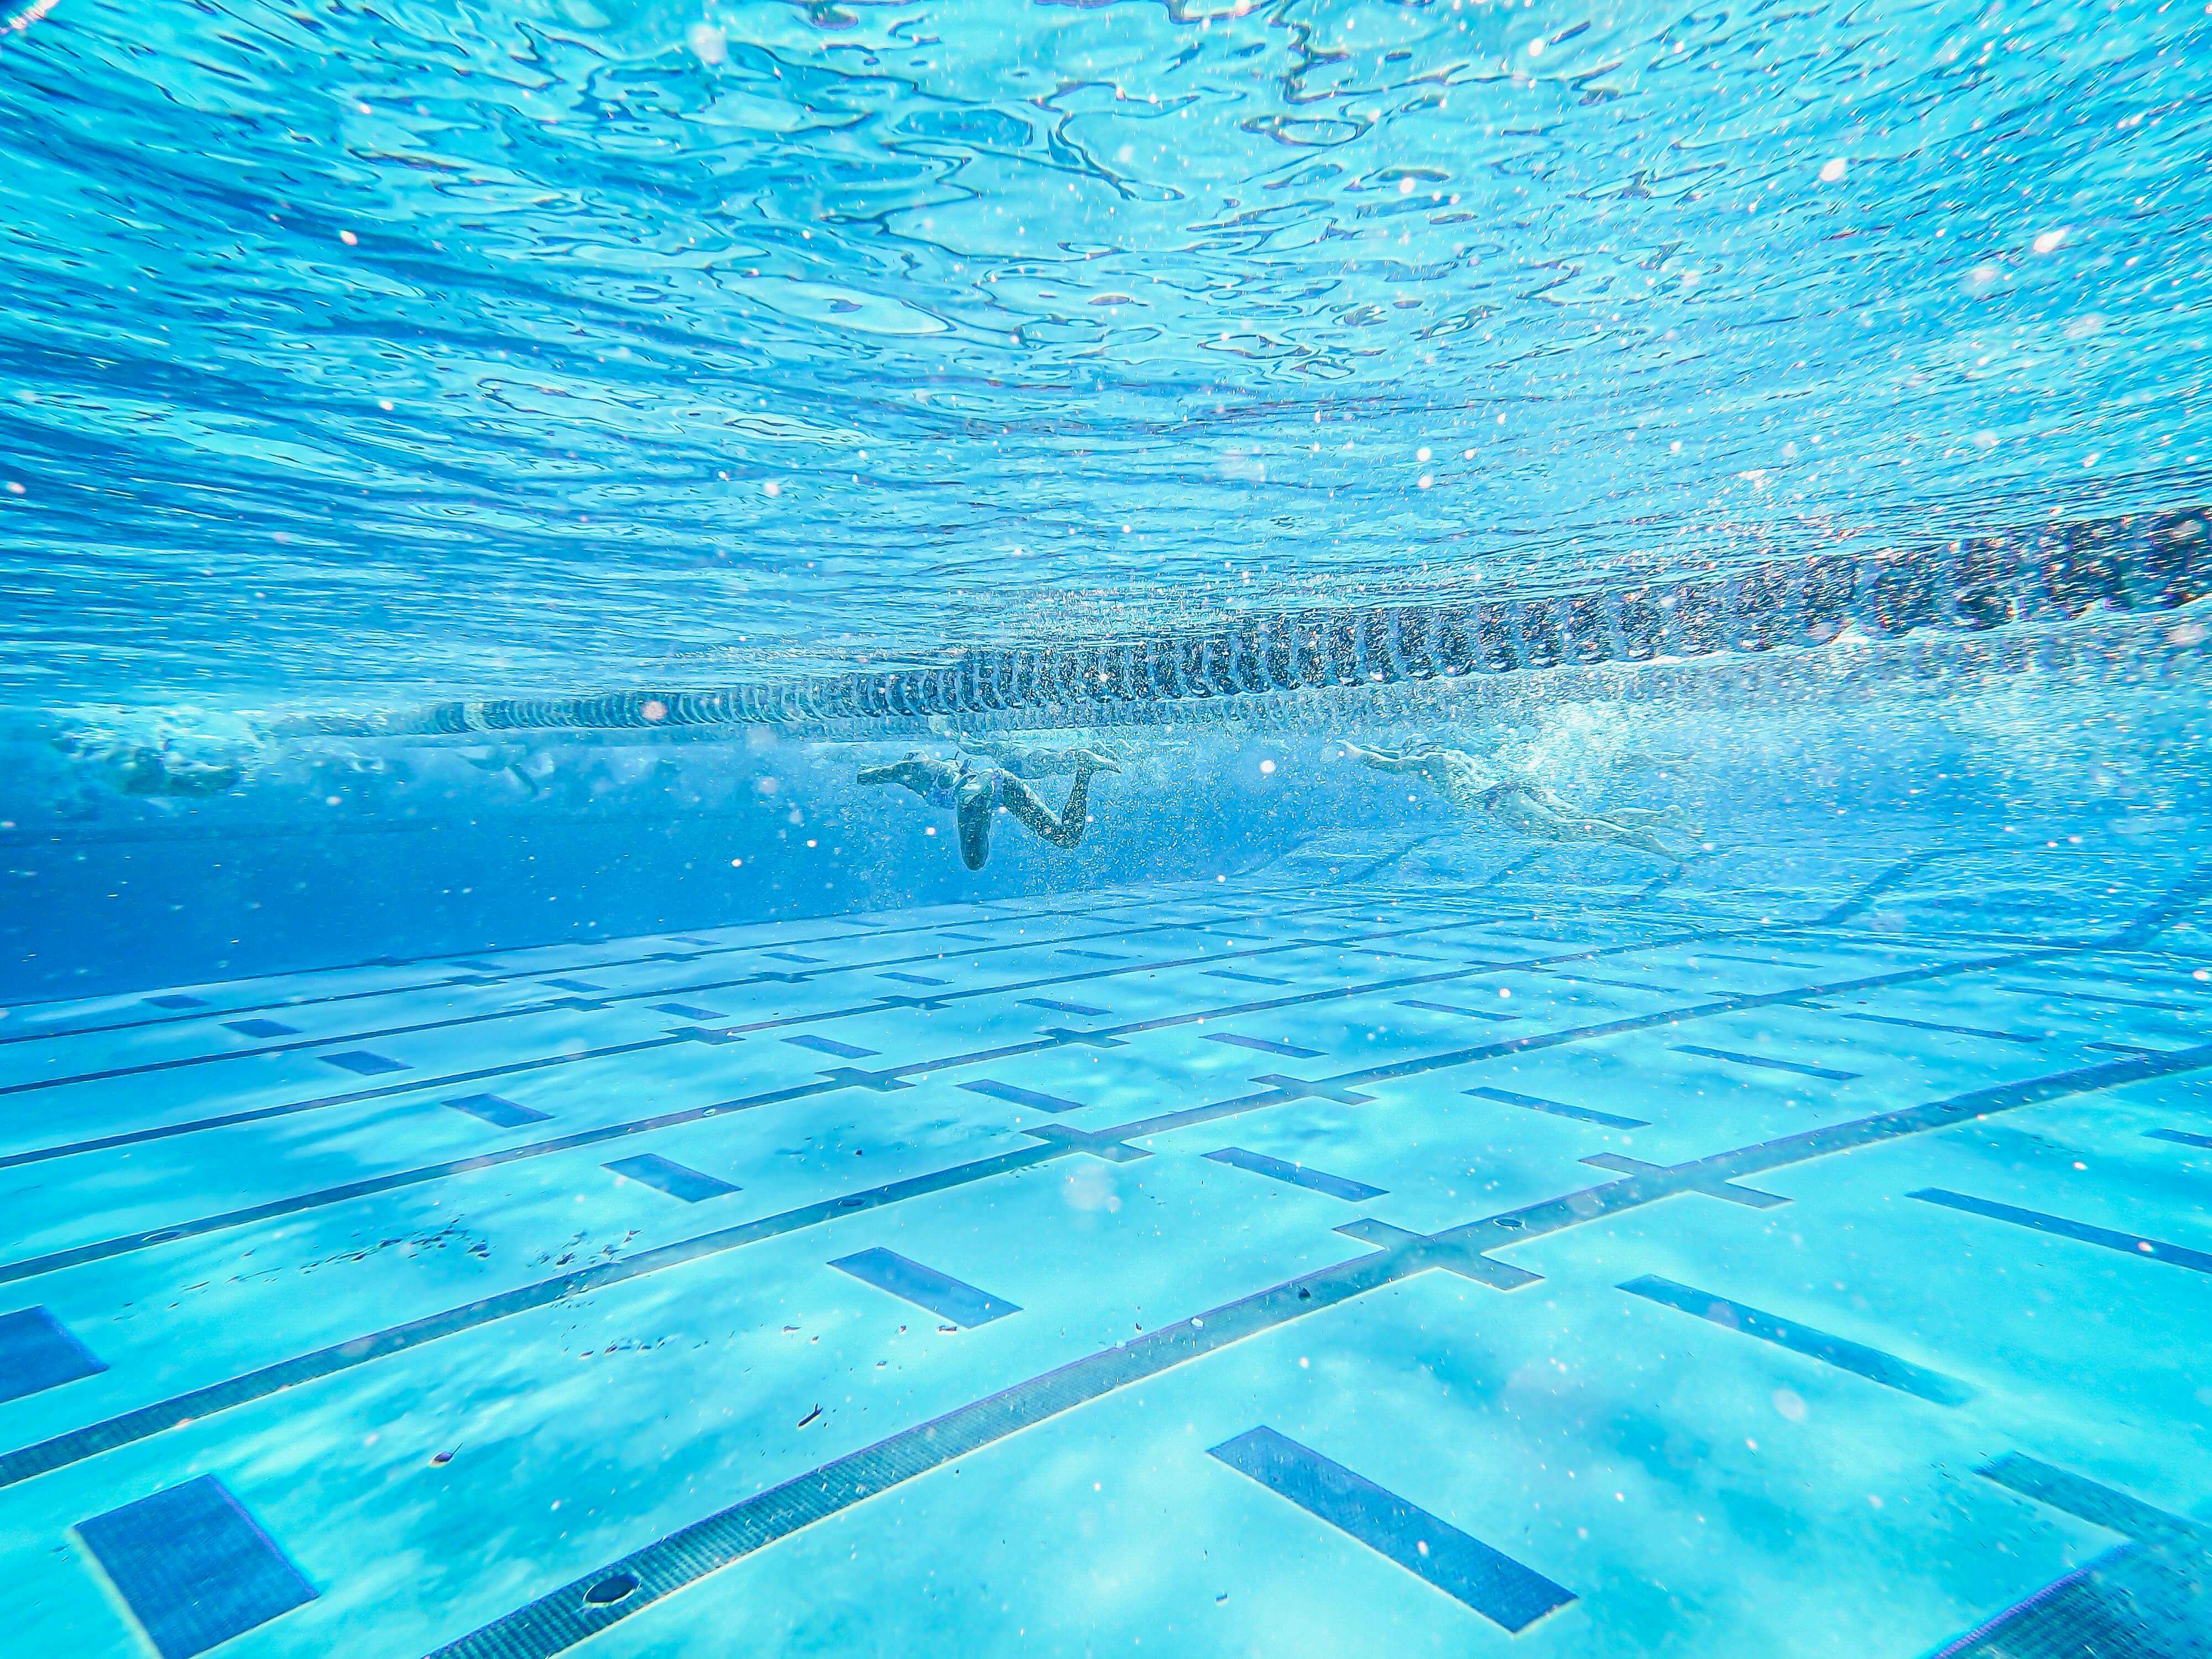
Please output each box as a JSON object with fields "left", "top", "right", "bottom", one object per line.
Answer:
{"left": 1073, "top": 749, "right": 1121, "bottom": 774}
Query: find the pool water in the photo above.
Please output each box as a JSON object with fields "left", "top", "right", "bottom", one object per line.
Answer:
{"left": 5, "top": 0, "right": 2212, "bottom": 1655}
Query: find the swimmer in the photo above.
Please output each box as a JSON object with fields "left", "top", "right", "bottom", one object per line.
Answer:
{"left": 1340, "top": 736, "right": 1691, "bottom": 862}
{"left": 461, "top": 745, "right": 542, "bottom": 797}
{"left": 112, "top": 745, "right": 241, "bottom": 797}
{"left": 860, "top": 749, "right": 1120, "bottom": 871}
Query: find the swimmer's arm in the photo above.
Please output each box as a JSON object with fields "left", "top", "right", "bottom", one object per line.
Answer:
{"left": 1339, "top": 742, "right": 1417, "bottom": 773}
{"left": 858, "top": 758, "right": 949, "bottom": 796}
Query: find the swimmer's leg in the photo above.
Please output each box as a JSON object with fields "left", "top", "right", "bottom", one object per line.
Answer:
{"left": 1604, "top": 806, "right": 1673, "bottom": 828}
{"left": 1001, "top": 766, "right": 1096, "bottom": 851}
{"left": 1566, "top": 817, "right": 1687, "bottom": 863}
{"left": 1600, "top": 805, "right": 1703, "bottom": 842}
{"left": 1500, "top": 791, "right": 1684, "bottom": 864}
{"left": 858, "top": 756, "right": 957, "bottom": 800}
{"left": 954, "top": 776, "right": 996, "bottom": 870}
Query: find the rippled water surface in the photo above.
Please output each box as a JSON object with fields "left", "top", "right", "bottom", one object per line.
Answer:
{"left": 4, "top": 0, "right": 2209, "bottom": 700}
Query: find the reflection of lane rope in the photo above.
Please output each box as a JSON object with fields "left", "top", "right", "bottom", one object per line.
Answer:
{"left": 278, "top": 505, "right": 2209, "bottom": 739}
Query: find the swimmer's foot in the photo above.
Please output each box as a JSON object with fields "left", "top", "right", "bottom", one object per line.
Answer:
{"left": 1072, "top": 749, "right": 1121, "bottom": 774}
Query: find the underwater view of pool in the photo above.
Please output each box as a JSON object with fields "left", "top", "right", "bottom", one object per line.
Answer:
{"left": 3, "top": 1, "right": 2210, "bottom": 1655}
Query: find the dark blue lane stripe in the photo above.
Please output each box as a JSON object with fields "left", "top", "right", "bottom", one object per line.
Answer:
{"left": 1208, "top": 1426, "right": 1575, "bottom": 1631}
{"left": 1833, "top": 1011, "right": 2041, "bottom": 1044}
{"left": 2148, "top": 1128, "right": 2212, "bottom": 1150}
{"left": 605, "top": 1154, "right": 739, "bottom": 1204}
{"left": 444, "top": 1094, "right": 550, "bottom": 1129}
{"left": 1909, "top": 1190, "right": 2212, "bottom": 1274}
{"left": 1672, "top": 1044, "right": 1858, "bottom": 1081}
{"left": 75, "top": 1475, "right": 317, "bottom": 1659}
{"left": 320, "top": 1049, "right": 410, "bottom": 1076}
{"left": 782, "top": 1034, "right": 876, "bottom": 1060}
{"left": 1465, "top": 1086, "right": 1647, "bottom": 1130}
{"left": 1206, "top": 1032, "right": 1321, "bottom": 1058}
{"left": 959, "top": 1079, "right": 1084, "bottom": 1114}
{"left": 1975, "top": 1452, "right": 2212, "bottom": 1551}
{"left": 1021, "top": 997, "right": 1111, "bottom": 1016}
{"left": 0, "top": 1306, "right": 107, "bottom": 1405}
{"left": 224, "top": 1019, "right": 299, "bottom": 1039}
{"left": 828, "top": 1248, "right": 1018, "bottom": 1327}
{"left": 1396, "top": 998, "right": 1517, "bottom": 1022}
{"left": 1619, "top": 1275, "right": 1973, "bottom": 1405}
{"left": 1204, "top": 1147, "right": 1385, "bottom": 1202}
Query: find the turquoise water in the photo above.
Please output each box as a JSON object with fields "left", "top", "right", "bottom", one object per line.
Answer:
{"left": 4, "top": 2, "right": 2212, "bottom": 1656}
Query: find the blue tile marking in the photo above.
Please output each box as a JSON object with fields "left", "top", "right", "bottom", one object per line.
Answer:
{"left": 1204, "top": 968, "right": 1289, "bottom": 985}
{"left": 2150, "top": 1128, "right": 2212, "bottom": 1150}
{"left": 1466, "top": 1086, "right": 1648, "bottom": 1130}
{"left": 542, "top": 977, "right": 604, "bottom": 993}
{"left": 223, "top": 1019, "right": 299, "bottom": 1039}
{"left": 880, "top": 972, "right": 947, "bottom": 986}
{"left": 2043, "top": 987, "right": 2197, "bottom": 1015}
{"left": 1208, "top": 1427, "right": 1574, "bottom": 1631}
{"left": 1672, "top": 1044, "right": 1858, "bottom": 1082}
{"left": 1206, "top": 1032, "right": 1322, "bottom": 1058}
{"left": 1206, "top": 1147, "right": 1385, "bottom": 1202}
{"left": 1021, "top": 997, "right": 1111, "bottom": 1017}
{"left": 1619, "top": 1275, "right": 1973, "bottom": 1405}
{"left": 1834, "top": 1010, "right": 2041, "bottom": 1044}
{"left": 783, "top": 1034, "right": 878, "bottom": 1060}
{"left": 828, "top": 1247, "right": 1019, "bottom": 1327}
{"left": 764, "top": 951, "right": 822, "bottom": 964}
{"left": 1397, "top": 998, "right": 1517, "bottom": 1022}
{"left": 1974, "top": 1452, "right": 2212, "bottom": 1550}
{"left": 1057, "top": 948, "right": 1121, "bottom": 960}
{"left": 0, "top": 1306, "right": 107, "bottom": 1404}
{"left": 144, "top": 994, "right": 205, "bottom": 1010}
{"left": 74, "top": 1475, "right": 317, "bottom": 1659}
{"left": 319, "top": 1050, "right": 409, "bottom": 1076}
{"left": 654, "top": 1002, "right": 725, "bottom": 1021}
{"left": 1910, "top": 1190, "right": 2212, "bottom": 1274}
{"left": 941, "top": 931, "right": 989, "bottom": 943}
{"left": 444, "top": 1093, "right": 550, "bottom": 1129}
{"left": 1552, "top": 971, "right": 1695, "bottom": 995}
{"left": 961, "top": 1079, "right": 1084, "bottom": 1114}
{"left": 606, "top": 1154, "right": 740, "bottom": 1203}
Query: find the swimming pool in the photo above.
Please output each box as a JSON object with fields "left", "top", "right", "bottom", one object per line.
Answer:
{"left": 3, "top": 2, "right": 2209, "bottom": 1656}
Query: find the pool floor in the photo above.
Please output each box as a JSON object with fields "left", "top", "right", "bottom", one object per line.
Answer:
{"left": 3, "top": 829, "right": 2209, "bottom": 1657}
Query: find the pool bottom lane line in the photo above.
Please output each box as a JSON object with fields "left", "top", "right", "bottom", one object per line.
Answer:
{"left": 415, "top": 1042, "right": 2212, "bottom": 1659}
